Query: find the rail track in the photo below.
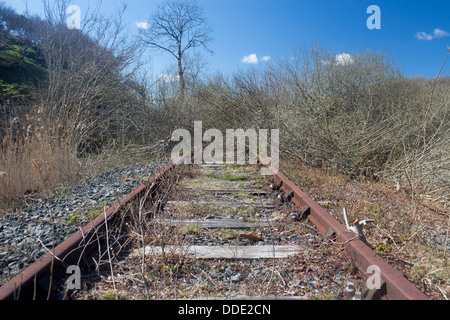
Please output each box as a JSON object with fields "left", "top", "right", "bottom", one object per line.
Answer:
{"left": 0, "top": 154, "right": 429, "bottom": 300}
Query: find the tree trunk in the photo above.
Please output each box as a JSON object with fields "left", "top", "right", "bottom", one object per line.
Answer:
{"left": 177, "top": 48, "right": 185, "bottom": 104}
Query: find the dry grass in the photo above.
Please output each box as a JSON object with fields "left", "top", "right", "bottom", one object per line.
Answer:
{"left": 69, "top": 164, "right": 364, "bottom": 301}
{"left": 72, "top": 212, "right": 361, "bottom": 301}
{"left": 280, "top": 155, "right": 449, "bottom": 300}
{"left": 0, "top": 117, "right": 81, "bottom": 208}
{"left": 75, "top": 247, "right": 358, "bottom": 300}
{"left": 0, "top": 111, "right": 170, "bottom": 210}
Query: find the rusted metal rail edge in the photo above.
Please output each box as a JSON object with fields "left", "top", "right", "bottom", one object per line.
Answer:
{"left": 0, "top": 159, "right": 182, "bottom": 300}
{"left": 258, "top": 159, "right": 429, "bottom": 300}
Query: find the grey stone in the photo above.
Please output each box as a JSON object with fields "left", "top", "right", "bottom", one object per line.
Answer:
{"left": 225, "top": 267, "right": 233, "bottom": 277}
{"left": 334, "top": 275, "right": 345, "bottom": 285}
{"left": 231, "top": 273, "right": 244, "bottom": 282}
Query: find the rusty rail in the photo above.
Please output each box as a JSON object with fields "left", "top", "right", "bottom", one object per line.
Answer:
{"left": 0, "top": 161, "right": 179, "bottom": 300}
{"left": 1, "top": 150, "right": 430, "bottom": 300}
{"left": 258, "top": 159, "right": 429, "bottom": 300}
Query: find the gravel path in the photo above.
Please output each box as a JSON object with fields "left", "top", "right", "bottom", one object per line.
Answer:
{"left": 0, "top": 160, "right": 170, "bottom": 286}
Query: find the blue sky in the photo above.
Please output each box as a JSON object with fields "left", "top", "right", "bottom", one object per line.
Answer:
{"left": 4, "top": 0, "right": 450, "bottom": 79}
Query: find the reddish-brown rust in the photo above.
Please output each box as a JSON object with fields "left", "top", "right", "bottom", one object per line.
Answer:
{"left": 0, "top": 162, "right": 177, "bottom": 300}
{"left": 263, "top": 162, "right": 429, "bottom": 300}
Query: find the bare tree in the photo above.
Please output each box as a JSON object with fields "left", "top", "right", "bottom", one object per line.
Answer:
{"left": 32, "top": 0, "right": 145, "bottom": 154}
{"left": 139, "top": 0, "right": 213, "bottom": 101}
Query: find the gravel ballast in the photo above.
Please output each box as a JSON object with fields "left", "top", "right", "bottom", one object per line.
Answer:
{"left": 0, "top": 160, "right": 169, "bottom": 286}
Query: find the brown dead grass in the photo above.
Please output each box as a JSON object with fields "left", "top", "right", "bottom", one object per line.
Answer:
{"left": 0, "top": 121, "right": 81, "bottom": 208}
{"left": 69, "top": 164, "right": 363, "bottom": 300}
{"left": 280, "top": 155, "right": 449, "bottom": 300}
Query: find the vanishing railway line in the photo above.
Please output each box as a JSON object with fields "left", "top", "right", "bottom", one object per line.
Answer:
{"left": 0, "top": 154, "right": 429, "bottom": 300}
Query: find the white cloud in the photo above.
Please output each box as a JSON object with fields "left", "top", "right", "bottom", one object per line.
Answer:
{"left": 335, "top": 53, "right": 354, "bottom": 66}
{"left": 415, "top": 28, "right": 450, "bottom": 41}
{"left": 320, "top": 54, "right": 354, "bottom": 66}
{"left": 433, "top": 28, "right": 450, "bottom": 38}
{"left": 135, "top": 21, "right": 151, "bottom": 30}
{"left": 261, "top": 56, "right": 271, "bottom": 62}
{"left": 242, "top": 54, "right": 259, "bottom": 64}
{"left": 415, "top": 32, "right": 433, "bottom": 41}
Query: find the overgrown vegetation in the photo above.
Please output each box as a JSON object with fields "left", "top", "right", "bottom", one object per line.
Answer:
{"left": 0, "top": 0, "right": 159, "bottom": 206}
{"left": 190, "top": 47, "right": 449, "bottom": 204}
{"left": 0, "top": 0, "right": 447, "bottom": 302}
{"left": 280, "top": 156, "right": 449, "bottom": 300}
{"left": 0, "top": 1, "right": 448, "bottom": 215}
